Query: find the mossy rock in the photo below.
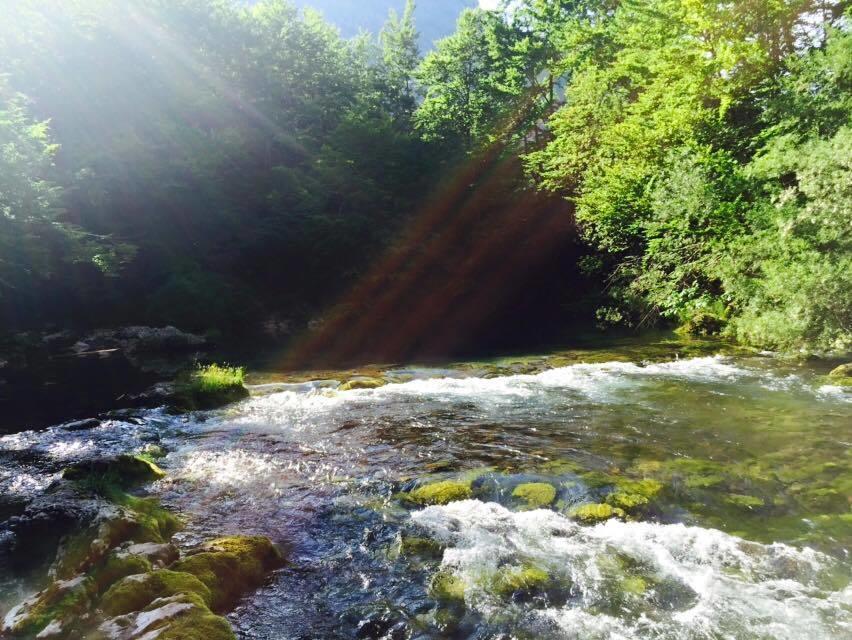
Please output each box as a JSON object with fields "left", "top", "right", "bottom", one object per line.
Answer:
{"left": 1, "top": 575, "right": 95, "bottom": 638}
{"left": 339, "top": 376, "right": 387, "bottom": 391}
{"left": 621, "top": 576, "right": 647, "bottom": 595}
{"left": 91, "top": 553, "right": 153, "bottom": 592}
{"left": 569, "top": 503, "right": 626, "bottom": 523}
{"left": 512, "top": 483, "right": 557, "bottom": 509}
{"left": 95, "top": 592, "right": 235, "bottom": 640}
{"left": 63, "top": 455, "right": 165, "bottom": 488}
{"left": 408, "top": 481, "right": 472, "bottom": 506}
{"left": 171, "top": 536, "right": 284, "bottom": 611}
{"left": 100, "top": 569, "right": 213, "bottom": 617}
{"left": 492, "top": 564, "right": 550, "bottom": 598}
{"left": 828, "top": 363, "right": 852, "bottom": 379}
{"left": 606, "top": 478, "right": 663, "bottom": 511}
{"left": 53, "top": 504, "right": 180, "bottom": 581}
{"left": 395, "top": 535, "right": 444, "bottom": 559}
{"left": 724, "top": 494, "right": 765, "bottom": 509}
{"left": 429, "top": 571, "right": 466, "bottom": 604}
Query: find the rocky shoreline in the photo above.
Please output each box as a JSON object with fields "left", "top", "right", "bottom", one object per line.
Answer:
{"left": 1, "top": 454, "right": 283, "bottom": 640}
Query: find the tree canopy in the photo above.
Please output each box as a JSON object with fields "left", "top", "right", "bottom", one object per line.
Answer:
{"left": 0, "top": 0, "right": 849, "bottom": 354}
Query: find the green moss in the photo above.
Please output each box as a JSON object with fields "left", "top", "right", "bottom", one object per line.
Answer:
{"left": 724, "top": 494, "right": 765, "bottom": 509}
{"left": 100, "top": 570, "right": 213, "bottom": 617}
{"left": 569, "top": 503, "right": 626, "bottom": 523}
{"left": 4, "top": 576, "right": 95, "bottom": 637}
{"left": 606, "top": 492, "right": 649, "bottom": 509}
{"left": 92, "top": 553, "right": 153, "bottom": 592}
{"left": 429, "top": 571, "right": 466, "bottom": 603}
{"left": 153, "top": 605, "right": 236, "bottom": 640}
{"left": 171, "top": 536, "right": 283, "bottom": 611}
{"left": 828, "top": 363, "right": 852, "bottom": 378}
{"left": 408, "top": 481, "right": 472, "bottom": 506}
{"left": 63, "top": 454, "right": 165, "bottom": 488}
{"left": 53, "top": 502, "right": 179, "bottom": 582}
{"left": 172, "top": 364, "right": 249, "bottom": 411}
{"left": 117, "top": 495, "right": 183, "bottom": 542}
{"left": 685, "top": 473, "right": 726, "bottom": 488}
{"left": 396, "top": 535, "right": 444, "bottom": 559}
{"left": 339, "top": 376, "right": 387, "bottom": 391}
{"left": 621, "top": 576, "right": 647, "bottom": 595}
{"left": 492, "top": 564, "right": 550, "bottom": 597}
{"left": 510, "top": 482, "right": 557, "bottom": 509}
{"left": 606, "top": 478, "right": 663, "bottom": 511}
{"left": 792, "top": 486, "right": 848, "bottom": 512}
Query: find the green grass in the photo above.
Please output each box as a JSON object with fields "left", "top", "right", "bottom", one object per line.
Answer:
{"left": 172, "top": 364, "right": 249, "bottom": 411}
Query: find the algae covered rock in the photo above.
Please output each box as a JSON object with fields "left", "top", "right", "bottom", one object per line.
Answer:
{"left": 826, "top": 363, "right": 852, "bottom": 386}
{"left": 394, "top": 534, "right": 444, "bottom": 559}
{"left": 605, "top": 478, "right": 663, "bottom": 511}
{"left": 492, "top": 564, "right": 550, "bottom": 598}
{"left": 171, "top": 535, "right": 284, "bottom": 611}
{"left": 828, "top": 363, "right": 852, "bottom": 378}
{"left": 100, "top": 570, "right": 213, "bottom": 617}
{"left": 1, "top": 575, "right": 95, "bottom": 638}
{"left": 429, "top": 571, "right": 466, "bottom": 604}
{"left": 724, "top": 494, "right": 765, "bottom": 509}
{"left": 115, "top": 542, "right": 179, "bottom": 568}
{"left": 96, "top": 592, "right": 235, "bottom": 640}
{"left": 569, "top": 503, "right": 626, "bottom": 523}
{"left": 408, "top": 481, "right": 472, "bottom": 506}
{"left": 63, "top": 455, "right": 165, "bottom": 488}
{"left": 51, "top": 498, "right": 181, "bottom": 580}
{"left": 512, "top": 483, "right": 557, "bottom": 509}
{"left": 339, "top": 376, "right": 387, "bottom": 391}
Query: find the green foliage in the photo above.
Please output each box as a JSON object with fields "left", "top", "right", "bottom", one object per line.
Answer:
{"left": 1, "top": 0, "right": 848, "bottom": 353}
{"left": 173, "top": 364, "right": 249, "bottom": 411}
{"left": 524, "top": 0, "right": 851, "bottom": 352}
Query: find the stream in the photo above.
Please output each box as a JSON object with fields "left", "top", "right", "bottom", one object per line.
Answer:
{"left": 1, "top": 338, "right": 850, "bottom": 639}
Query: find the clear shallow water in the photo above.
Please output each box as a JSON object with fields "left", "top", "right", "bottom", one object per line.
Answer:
{"left": 1, "top": 341, "right": 850, "bottom": 639}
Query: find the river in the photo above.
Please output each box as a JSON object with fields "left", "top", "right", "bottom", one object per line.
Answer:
{"left": 1, "top": 337, "right": 850, "bottom": 639}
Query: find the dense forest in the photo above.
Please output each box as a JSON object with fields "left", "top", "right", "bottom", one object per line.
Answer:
{"left": 1, "top": 0, "right": 850, "bottom": 359}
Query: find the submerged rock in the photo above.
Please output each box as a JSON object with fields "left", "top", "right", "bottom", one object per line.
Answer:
{"left": 339, "top": 376, "right": 387, "bottom": 391}
{"left": 429, "top": 571, "right": 466, "bottom": 604}
{"left": 569, "top": 503, "right": 626, "bottom": 523}
{"left": 407, "top": 481, "right": 472, "bottom": 506}
{"left": 512, "top": 483, "right": 557, "bottom": 509}
{"left": 492, "top": 564, "right": 550, "bottom": 598}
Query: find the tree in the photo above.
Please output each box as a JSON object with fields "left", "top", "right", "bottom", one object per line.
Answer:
{"left": 380, "top": 0, "right": 421, "bottom": 121}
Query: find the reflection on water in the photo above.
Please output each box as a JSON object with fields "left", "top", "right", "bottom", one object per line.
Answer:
{"left": 1, "top": 340, "right": 850, "bottom": 638}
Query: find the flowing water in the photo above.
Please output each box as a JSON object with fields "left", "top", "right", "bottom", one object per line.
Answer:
{"left": 1, "top": 338, "right": 851, "bottom": 639}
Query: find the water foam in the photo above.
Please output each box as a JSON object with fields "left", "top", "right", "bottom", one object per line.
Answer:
{"left": 411, "top": 500, "right": 851, "bottom": 640}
